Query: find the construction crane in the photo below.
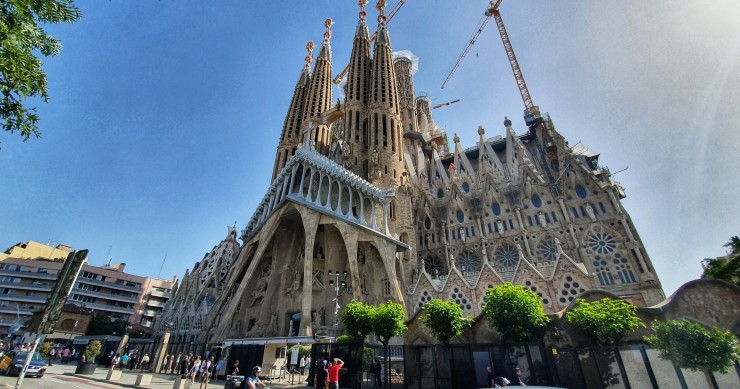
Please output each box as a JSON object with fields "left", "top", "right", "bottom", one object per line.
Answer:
{"left": 441, "top": 0, "right": 537, "bottom": 116}
{"left": 432, "top": 99, "right": 460, "bottom": 109}
{"left": 332, "top": 0, "right": 407, "bottom": 85}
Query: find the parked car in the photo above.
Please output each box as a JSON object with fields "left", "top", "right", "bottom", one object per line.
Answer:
{"left": 0, "top": 351, "right": 47, "bottom": 377}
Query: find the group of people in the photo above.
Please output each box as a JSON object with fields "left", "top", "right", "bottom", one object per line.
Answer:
{"left": 108, "top": 351, "right": 151, "bottom": 370}
{"left": 312, "top": 358, "right": 344, "bottom": 389}
{"left": 47, "top": 346, "right": 78, "bottom": 365}
{"left": 486, "top": 366, "right": 526, "bottom": 387}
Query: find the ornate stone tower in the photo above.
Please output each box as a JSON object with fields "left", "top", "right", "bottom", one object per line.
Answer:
{"left": 301, "top": 19, "right": 334, "bottom": 154}
{"left": 272, "top": 42, "right": 313, "bottom": 179}
{"left": 342, "top": 0, "right": 373, "bottom": 180}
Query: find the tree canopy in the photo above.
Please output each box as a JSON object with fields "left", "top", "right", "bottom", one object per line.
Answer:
{"left": 566, "top": 298, "right": 644, "bottom": 345}
{"left": 340, "top": 300, "right": 374, "bottom": 343}
{"left": 85, "top": 312, "right": 127, "bottom": 336}
{"left": 701, "top": 236, "right": 740, "bottom": 287}
{"left": 371, "top": 300, "right": 407, "bottom": 346}
{"left": 0, "top": 0, "right": 81, "bottom": 143}
{"left": 645, "top": 319, "right": 739, "bottom": 375}
{"left": 483, "top": 283, "right": 550, "bottom": 342}
{"left": 420, "top": 298, "right": 471, "bottom": 345}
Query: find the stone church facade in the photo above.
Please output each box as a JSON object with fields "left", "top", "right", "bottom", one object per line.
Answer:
{"left": 162, "top": 2, "right": 665, "bottom": 345}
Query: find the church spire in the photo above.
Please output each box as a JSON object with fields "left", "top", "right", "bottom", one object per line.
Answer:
{"left": 272, "top": 41, "right": 314, "bottom": 179}
{"left": 367, "top": 0, "right": 404, "bottom": 189}
{"left": 301, "top": 19, "right": 334, "bottom": 154}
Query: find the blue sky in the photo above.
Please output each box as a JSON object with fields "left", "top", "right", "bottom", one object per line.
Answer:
{"left": 1, "top": 1, "right": 738, "bottom": 297}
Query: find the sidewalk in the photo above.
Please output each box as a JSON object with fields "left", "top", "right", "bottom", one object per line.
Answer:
{"left": 45, "top": 363, "right": 310, "bottom": 388}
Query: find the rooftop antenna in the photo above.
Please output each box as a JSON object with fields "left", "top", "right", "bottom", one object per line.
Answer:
{"left": 157, "top": 253, "right": 168, "bottom": 279}
{"left": 105, "top": 245, "right": 112, "bottom": 266}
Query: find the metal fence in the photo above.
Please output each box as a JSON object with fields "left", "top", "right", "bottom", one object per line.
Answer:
{"left": 306, "top": 343, "right": 740, "bottom": 389}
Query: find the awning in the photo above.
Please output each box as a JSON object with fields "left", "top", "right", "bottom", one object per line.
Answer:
{"left": 223, "top": 336, "right": 315, "bottom": 347}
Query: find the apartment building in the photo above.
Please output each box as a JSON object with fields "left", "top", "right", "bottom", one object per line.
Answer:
{"left": 0, "top": 241, "right": 176, "bottom": 337}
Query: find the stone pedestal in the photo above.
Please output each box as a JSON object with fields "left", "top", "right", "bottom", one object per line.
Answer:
{"left": 135, "top": 373, "right": 152, "bottom": 386}
{"left": 173, "top": 376, "right": 191, "bottom": 389}
{"left": 106, "top": 369, "right": 122, "bottom": 381}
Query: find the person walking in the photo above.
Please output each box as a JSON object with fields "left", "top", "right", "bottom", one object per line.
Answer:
{"left": 299, "top": 355, "right": 306, "bottom": 375}
{"left": 120, "top": 353, "right": 130, "bottom": 369}
{"left": 228, "top": 359, "right": 240, "bottom": 377}
{"left": 111, "top": 354, "right": 120, "bottom": 370}
{"left": 141, "top": 353, "right": 150, "bottom": 370}
{"left": 314, "top": 361, "right": 328, "bottom": 389}
{"left": 374, "top": 360, "right": 382, "bottom": 387}
{"left": 190, "top": 355, "right": 202, "bottom": 383}
{"left": 198, "top": 356, "right": 215, "bottom": 389}
{"left": 327, "top": 358, "right": 343, "bottom": 389}
{"left": 179, "top": 355, "right": 190, "bottom": 377}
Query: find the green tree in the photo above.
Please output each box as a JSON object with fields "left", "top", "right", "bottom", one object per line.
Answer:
{"left": 483, "top": 283, "right": 550, "bottom": 342}
{"left": 38, "top": 341, "right": 53, "bottom": 356}
{"left": 341, "top": 300, "right": 374, "bottom": 343}
{"left": 566, "top": 298, "right": 645, "bottom": 345}
{"left": 420, "top": 298, "right": 471, "bottom": 345}
{"left": 83, "top": 339, "right": 102, "bottom": 363}
{"left": 85, "top": 312, "right": 127, "bottom": 336}
{"left": 0, "top": 0, "right": 81, "bottom": 143}
{"left": 646, "top": 319, "right": 739, "bottom": 386}
{"left": 702, "top": 236, "right": 740, "bottom": 287}
{"left": 371, "top": 300, "right": 407, "bottom": 389}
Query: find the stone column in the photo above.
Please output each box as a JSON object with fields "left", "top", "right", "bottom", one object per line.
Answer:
{"left": 299, "top": 209, "right": 320, "bottom": 336}
{"left": 151, "top": 332, "right": 170, "bottom": 373}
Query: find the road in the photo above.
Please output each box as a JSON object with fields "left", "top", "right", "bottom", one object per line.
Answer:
{"left": 0, "top": 362, "right": 309, "bottom": 389}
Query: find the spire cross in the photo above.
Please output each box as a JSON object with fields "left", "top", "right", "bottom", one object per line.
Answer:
{"left": 323, "top": 18, "right": 334, "bottom": 42}
{"left": 358, "top": 0, "right": 368, "bottom": 20}
{"left": 376, "top": 0, "right": 387, "bottom": 25}
{"left": 304, "top": 41, "right": 315, "bottom": 70}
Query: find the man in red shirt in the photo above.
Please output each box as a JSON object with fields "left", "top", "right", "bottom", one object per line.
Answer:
{"left": 327, "top": 358, "right": 344, "bottom": 389}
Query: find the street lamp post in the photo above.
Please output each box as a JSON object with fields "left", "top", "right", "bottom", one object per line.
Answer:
{"left": 327, "top": 270, "right": 347, "bottom": 334}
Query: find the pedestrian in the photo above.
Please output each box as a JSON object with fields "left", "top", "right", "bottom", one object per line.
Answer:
{"left": 305, "top": 355, "right": 311, "bottom": 375}
{"left": 179, "top": 355, "right": 190, "bottom": 377}
{"left": 314, "top": 360, "right": 328, "bottom": 389}
{"left": 141, "top": 353, "right": 150, "bottom": 370}
{"left": 495, "top": 376, "right": 511, "bottom": 387}
{"left": 513, "top": 368, "right": 526, "bottom": 386}
{"left": 173, "top": 353, "right": 182, "bottom": 374}
{"left": 62, "top": 347, "right": 71, "bottom": 364}
{"left": 191, "top": 355, "right": 202, "bottom": 382}
{"left": 374, "top": 360, "right": 382, "bottom": 387}
{"left": 215, "top": 357, "right": 226, "bottom": 380}
{"left": 228, "top": 359, "right": 240, "bottom": 377}
{"left": 129, "top": 352, "right": 138, "bottom": 370}
{"left": 112, "top": 354, "right": 120, "bottom": 370}
{"left": 120, "top": 353, "right": 130, "bottom": 369}
{"left": 299, "top": 355, "right": 306, "bottom": 375}
{"left": 245, "top": 366, "right": 266, "bottom": 389}
{"left": 161, "top": 353, "right": 169, "bottom": 373}
{"left": 487, "top": 366, "right": 495, "bottom": 387}
{"left": 327, "top": 358, "right": 343, "bottom": 389}
{"left": 47, "top": 347, "right": 55, "bottom": 366}
{"left": 199, "top": 356, "right": 215, "bottom": 389}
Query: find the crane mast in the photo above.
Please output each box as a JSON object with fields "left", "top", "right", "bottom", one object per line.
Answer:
{"left": 441, "top": 0, "right": 538, "bottom": 117}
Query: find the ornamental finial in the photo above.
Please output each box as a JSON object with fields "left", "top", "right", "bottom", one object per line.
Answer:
{"left": 376, "top": 0, "right": 387, "bottom": 25}
{"left": 358, "top": 0, "right": 368, "bottom": 20}
{"left": 323, "top": 18, "right": 334, "bottom": 42}
{"left": 304, "top": 41, "right": 315, "bottom": 69}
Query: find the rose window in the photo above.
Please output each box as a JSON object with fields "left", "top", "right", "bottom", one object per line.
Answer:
{"left": 539, "top": 240, "right": 558, "bottom": 261}
{"left": 588, "top": 233, "right": 617, "bottom": 254}
{"left": 456, "top": 252, "right": 480, "bottom": 272}
{"left": 424, "top": 256, "right": 445, "bottom": 275}
{"left": 495, "top": 246, "right": 519, "bottom": 267}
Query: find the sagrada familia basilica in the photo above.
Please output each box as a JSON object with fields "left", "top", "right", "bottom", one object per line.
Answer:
{"left": 156, "top": 1, "right": 665, "bottom": 346}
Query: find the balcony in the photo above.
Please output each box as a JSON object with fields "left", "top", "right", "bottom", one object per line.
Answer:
{"left": 0, "top": 295, "right": 48, "bottom": 304}
{"left": 77, "top": 277, "right": 141, "bottom": 293}
{"left": 0, "top": 307, "right": 36, "bottom": 316}
{"left": 141, "top": 309, "right": 159, "bottom": 317}
{"left": 71, "top": 289, "right": 139, "bottom": 304}
{"left": 0, "top": 282, "right": 53, "bottom": 292}
{"left": 145, "top": 299, "right": 167, "bottom": 308}
{"left": 0, "top": 270, "right": 57, "bottom": 281}
{"left": 149, "top": 289, "right": 170, "bottom": 298}
{"left": 80, "top": 302, "right": 135, "bottom": 315}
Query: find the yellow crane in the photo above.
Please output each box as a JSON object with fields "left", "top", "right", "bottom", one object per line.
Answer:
{"left": 441, "top": 0, "right": 537, "bottom": 116}
{"left": 332, "top": 0, "right": 407, "bottom": 85}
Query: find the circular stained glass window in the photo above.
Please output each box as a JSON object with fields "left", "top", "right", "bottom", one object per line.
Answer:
{"left": 531, "top": 194, "right": 542, "bottom": 208}
{"left": 492, "top": 203, "right": 501, "bottom": 216}
{"left": 424, "top": 256, "right": 445, "bottom": 275}
{"left": 588, "top": 233, "right": 617, "bottom": 254}
{"left": 457, "top": 252, "right": 480, "bottom": 272}
{"left": 576, "top": 185, "right": 587, "bottom": 199}
{"left": 539, "top": 240, "right": 558, "bottom": 261}
{"left": 495, "top": 246, "right": 519, "bottom": 267}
